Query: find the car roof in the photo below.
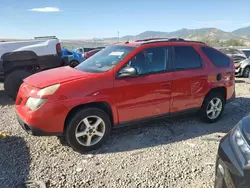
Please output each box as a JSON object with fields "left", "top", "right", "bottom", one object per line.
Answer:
{"left": 115, "top": 38, "right": 207, "bottom": 48}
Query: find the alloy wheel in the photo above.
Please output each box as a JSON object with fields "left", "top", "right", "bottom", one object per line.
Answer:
{"left": 206, "top": 98, "right": 223, "bottom": 120}
{"left": 75, "top": 116, "right": 105, "bottom": 146}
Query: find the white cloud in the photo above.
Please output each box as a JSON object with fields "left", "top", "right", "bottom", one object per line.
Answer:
{"left": 29, "top": 7, "right": 60, "bottom": 12}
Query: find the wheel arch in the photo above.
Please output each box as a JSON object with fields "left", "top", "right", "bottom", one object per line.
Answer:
{"left": 64, "top": 101, "right": 115, "bottom": 132}
{"left": 205, "top": 87, "right": 227, "bottom": 103}
{"left": 2, "top": 51, "right": 38, "bottom": 74}
{"left": 69, "top": 59, "right": 80, "bottom": 67}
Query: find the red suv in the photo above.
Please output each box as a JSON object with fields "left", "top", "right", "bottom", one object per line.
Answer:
{"left": 15, "top": 38, "right": 235, "bottom": 153}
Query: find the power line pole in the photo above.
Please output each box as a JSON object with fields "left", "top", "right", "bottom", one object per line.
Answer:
{"left": 118, "top": 31, "right": 119, "bottom": 43}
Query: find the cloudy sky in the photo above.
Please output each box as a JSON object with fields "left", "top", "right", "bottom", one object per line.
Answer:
{"left": 0, "top": 0, "right": 249, "bottom": 39}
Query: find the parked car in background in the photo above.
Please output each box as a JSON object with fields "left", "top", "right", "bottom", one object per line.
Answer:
{"left": 61, "top": 48, "right": 84, "bottom": 67}
{"left": 15, "top": 38, "right": 235, "bottom": 153}
{"left": 234, "top": 58, "right": 250, "bottom": 77}
{"left": 218, "top": 47, "right": 247, "bottom": 58}
{"left": 215, "top": 115, "right": 250, "bottom": 188}
{"left": 73, "top": 47, "right": 84, "bottom": 54}
{"left": 1, "top": 36, "right": 63, "bottom": 99}
{"left": 219, "top": 47, "right": 250, "bottom": 77}
{"left": 241, "top": 48, "right": 250, "bottom": 58}
{"left": 84, "top": 47, "right": 104, "bottom": 60}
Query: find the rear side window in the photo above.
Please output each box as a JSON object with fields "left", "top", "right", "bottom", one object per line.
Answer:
{"left": 173, "top": 46, "right": 202, "bottom": 70}
{"left": 201, "top": 47, "right": 231, "bottom": 67}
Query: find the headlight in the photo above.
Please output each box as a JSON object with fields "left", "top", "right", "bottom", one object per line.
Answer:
{"left": 26, "top": 97, "right": 47, "bottom": 110}
{"left": 231, "top": 121, "right": 250, "bottom": 165}
{"left": 37, "top": 84, "right": 60, "bottom": 97}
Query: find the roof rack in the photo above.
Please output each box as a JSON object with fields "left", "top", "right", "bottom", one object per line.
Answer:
{"left": 139, "top": 38, "right": 206, "bottom": 45}
{"left": 34, "top": 36, "right": 57, "bottom": 40}
{"left": 135, "top": 38, "right": 170, "bottom": 42}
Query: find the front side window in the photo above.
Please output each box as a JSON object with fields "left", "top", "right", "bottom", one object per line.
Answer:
{"left": 76, "top": 45, "right": 136, "bottom": 73}
{"left": 127, "top": 47, "right": 168, "bottom": 75}
{"left": 173, "top": 46, "right": 202, "bottom": 70}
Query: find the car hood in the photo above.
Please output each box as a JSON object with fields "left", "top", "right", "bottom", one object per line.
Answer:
{"left": 24, "top": 66, "right": 96, "bottom": 88}
{"left": 239, "top": 59, "right": 250, "bottom": 66}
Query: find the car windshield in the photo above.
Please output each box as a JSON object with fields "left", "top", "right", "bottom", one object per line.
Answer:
{"left": 75, "top": 45, "right": 136, "bottom": 73}
{"left": 242, "top": 50, "right": 250, "bottom": 58}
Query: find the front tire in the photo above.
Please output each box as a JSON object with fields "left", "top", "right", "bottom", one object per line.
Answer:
{"left": 200, "top": 92, "right": 225, "bottom": 123}
{"left": 243, "top": 66, "right": 250, "bottom": 78}
{"left": 4, "top": 69, "right": 31, "bottom": 100}
{"left": 69, "top": 60, "right": 79, "bottom": 68}
{"left": 65, "top": 108, "right": 111, "bottom": 153}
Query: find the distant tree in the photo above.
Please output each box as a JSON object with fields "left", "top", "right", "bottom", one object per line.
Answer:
{"left": 222, "top": 39, "right": 245, "bottom": 46}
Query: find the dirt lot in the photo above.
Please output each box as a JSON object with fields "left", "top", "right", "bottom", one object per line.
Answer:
{"left": 0, "top": 78, "right": 250, "bottom": 188}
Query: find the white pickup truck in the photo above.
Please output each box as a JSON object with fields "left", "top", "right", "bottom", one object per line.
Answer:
{"left": 0, "top": 36, "right": 63, "bottom": 99}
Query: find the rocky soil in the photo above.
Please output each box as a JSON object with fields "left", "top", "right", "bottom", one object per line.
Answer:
{"left": 0, "top": 78, "right": 250, "bottom": 188}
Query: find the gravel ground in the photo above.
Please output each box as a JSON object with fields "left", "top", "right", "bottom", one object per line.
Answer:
{"left": 1, "top": 78, "right": 250, "bottom": 188}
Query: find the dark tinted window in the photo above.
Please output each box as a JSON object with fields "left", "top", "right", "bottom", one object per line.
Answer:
{"left": 201, "top": 47, "right": 231, "bottom": 67}
{"left": 173, "top": 46, "right": 202, "bottom": 70}
{"left": 128, "top": 47, "right": 168, "bottom": 75}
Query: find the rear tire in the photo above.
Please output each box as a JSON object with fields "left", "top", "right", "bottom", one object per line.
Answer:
{"left": 4, "top": 69, "right": 31, "bottom": 100}
{"left": 200, "top": 92, "right": 225, "bottom": 123}
{"left": 65, "top": 108, "right": 111, "bottom": 153}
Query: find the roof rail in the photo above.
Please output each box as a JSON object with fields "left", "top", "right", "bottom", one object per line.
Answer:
{"left": 34, "top": 36, "right": 57, "bottom": 40}
{"left": 167, "top": 38, "right": 185, "bottom": 42}
{"left": 140, "top": 38, "right": 206, "bottom": 45}
{"left": 135, "top": 38, "right": 169, "bottom": 42}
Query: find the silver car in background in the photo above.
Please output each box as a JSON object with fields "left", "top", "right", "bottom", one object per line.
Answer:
{"left": 219, "top": 47, "right": 250, "bottom": 77}
{"left": 241, "top": 48, "right": 250, "bottom": 58}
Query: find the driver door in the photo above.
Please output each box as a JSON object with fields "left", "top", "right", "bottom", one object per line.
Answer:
{"left": 113, "top": 46, "right": 173, "bottom": 123}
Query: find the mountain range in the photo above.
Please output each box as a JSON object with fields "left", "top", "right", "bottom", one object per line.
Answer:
{"left": 103, "top": 26, "right": 250, "bottom": 42}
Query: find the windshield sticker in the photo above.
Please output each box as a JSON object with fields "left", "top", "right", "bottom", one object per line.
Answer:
{"left": 109, "top": 51, "right": 124, "bottom": 56}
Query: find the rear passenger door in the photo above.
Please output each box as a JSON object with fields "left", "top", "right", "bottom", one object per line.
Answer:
{"left": 171, "top": 45, "right": 208, "bottom": 113}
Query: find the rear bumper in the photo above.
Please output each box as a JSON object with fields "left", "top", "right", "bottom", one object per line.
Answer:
{"left": 16, "top": 112, "right": 62, "bottom": 136}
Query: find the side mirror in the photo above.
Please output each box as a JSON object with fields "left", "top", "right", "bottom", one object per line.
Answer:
{"left": 118, "top": 66, "right": 137, "bottom": 78}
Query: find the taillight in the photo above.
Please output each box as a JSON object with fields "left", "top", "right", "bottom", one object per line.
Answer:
{"left": 56, "top": 43, "right": 62, "bottom": 56}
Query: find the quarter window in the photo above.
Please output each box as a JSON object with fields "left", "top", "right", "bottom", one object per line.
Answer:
{"left": 201, "top": 47, "right": 231, "bottom": 67}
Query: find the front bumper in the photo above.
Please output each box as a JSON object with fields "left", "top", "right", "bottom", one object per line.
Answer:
{"left": 235, "top": 66, "right": 243, "bottom": 77}
{"left": 215, "top": 134, "right": 250, "bottom": 188}
{"left": 16, "top": 112, "right": 62, "bottom": 136}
